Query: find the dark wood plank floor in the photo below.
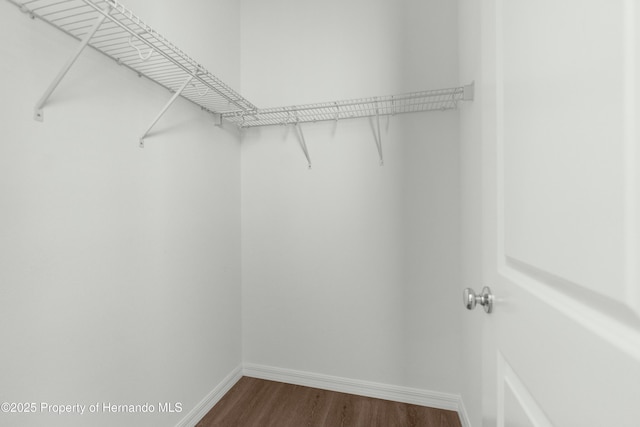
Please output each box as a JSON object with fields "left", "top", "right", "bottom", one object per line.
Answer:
{"left": 196, "top": 377, "right": 462, "bottom": 427}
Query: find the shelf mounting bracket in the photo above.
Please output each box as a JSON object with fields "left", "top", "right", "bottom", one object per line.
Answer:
{"left": 34, "top": 10, "right": 108, "bottom": 121}
{"left": 373, "top": 106, "right": 384, "bottom": 166}
{"left": 139, "top": 73, "right": 195, "bottom": 148}
{"left": 463, "top": 81, "right": 475, "bottom": 101}
{"left": 294, "top": 123, "right": 312, "bottom": 169}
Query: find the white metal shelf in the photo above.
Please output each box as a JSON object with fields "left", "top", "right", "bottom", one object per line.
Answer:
{"left": 221, "top": 86, "right": 472, "bottom": 128}
{"left": 9, "top": 0, "right": 256, "bottom": 117}
{"left": 8, "top": 0, "right": 473, "bottom": 157}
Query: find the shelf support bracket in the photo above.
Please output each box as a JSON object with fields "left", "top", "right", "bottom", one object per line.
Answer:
{"left": 294, "top": 123, "right": 312, "bottom": 169}
{"left": 373, "top": 107, "right": 384, "bottom": 166}
{"left": 34, "top": 11, "right": 108, "bottom": 121}
{"left": 139, "top": 73, "right": 195, "bottom": 148}
{"left": 463, "top": 81, "right": 475, "bottom": 101}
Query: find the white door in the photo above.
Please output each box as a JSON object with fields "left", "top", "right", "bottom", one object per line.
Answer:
{"left": 479, "top": 0, "right": 640, "bottom": 425}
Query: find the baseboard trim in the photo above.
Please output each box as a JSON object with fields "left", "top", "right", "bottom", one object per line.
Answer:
{"left": 243, "top": 363, "right": 463, "bottom": 414}
{"left": 457, "top": 397, "right": 472, "bottom": 427}
{"left": 175, "top": 364, "right": 243, "bottom": 427}
{"left": 176, "top": 363, "right": 472, "bottom": 427}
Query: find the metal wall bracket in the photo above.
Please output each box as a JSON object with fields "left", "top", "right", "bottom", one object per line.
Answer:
{"left": 294, "top": 123, "right": 312, "bottom": 169}
{"left": 33, "top": 10, "right": 108, "bottom": 121}
{"left": 139, "top": 74, "right": 195, "bottom": 148}
{"left": 373, "top": 107, "right": 384, "bottom": 166}
{"left": 463, "top": 81, "right": 475, "bottom": 101}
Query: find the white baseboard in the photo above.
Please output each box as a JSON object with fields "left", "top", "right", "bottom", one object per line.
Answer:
{"left": 243, "top": 363, "right": 467, "bottom": 422}
{"left": 176, "top": 363, "right": 472, "bottom": 427}
{"left": 175, "top": 364, "right": 243, "bottom": 427}
{"left": 457, "top": 397, "right": 472, "bottom": 427}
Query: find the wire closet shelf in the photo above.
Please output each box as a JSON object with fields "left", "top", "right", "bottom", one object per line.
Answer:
{"left": 9, "top": 0, "right": 473, "bottom": 134}
{"left": 222, "top": 87, "right": 468, "bottom": 128}
{"left": 11, "top": 0, "right": 256, "bottom": 115}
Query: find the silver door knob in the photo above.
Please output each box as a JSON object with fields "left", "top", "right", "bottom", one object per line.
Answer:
{"left": 463, "top": 286, "right": 494, "bottom": 313}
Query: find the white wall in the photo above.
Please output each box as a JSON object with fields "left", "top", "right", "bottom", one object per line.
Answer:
{"left": 0, "top": 0, "right": 474, "bottom": 424}
{"left": 240, "top": 0, "right": 463, "bottom": 394}
{"left": 0, "top": 1, "right": 241, "bottom": 426}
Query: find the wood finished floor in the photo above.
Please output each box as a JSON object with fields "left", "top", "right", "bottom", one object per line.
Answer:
{"left": 196, "top": 377, "right": 462, "bottom": 427}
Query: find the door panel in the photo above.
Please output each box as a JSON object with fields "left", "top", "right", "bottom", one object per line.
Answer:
{"left": 498, "top": 352, "right": 551, "bottom": 427}
{"left": 500, "top": 0, "right": 631, "bottom": 308}
{"left": 482, "top": 0, "right": 640, "bottom": 426}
